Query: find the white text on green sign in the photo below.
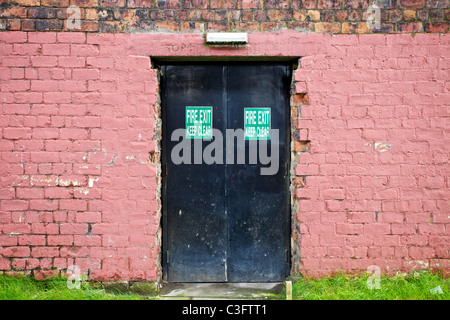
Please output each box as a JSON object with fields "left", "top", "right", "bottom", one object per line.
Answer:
{"left": 244, "top": 107, "right": 271, "bottom": 140}
{"left": 186, "top": 106, "right": 213, "bottom": 139}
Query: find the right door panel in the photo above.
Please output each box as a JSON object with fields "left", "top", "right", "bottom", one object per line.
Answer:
{"left": 226, "top": 64, "right": 291, "bottom": 282}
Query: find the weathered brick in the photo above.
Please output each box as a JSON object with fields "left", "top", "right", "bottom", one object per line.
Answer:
{"left": 29, "top": 199, "right": 58, "bottom": 211}
{"left": 371, "top": 0, "right": 394, "bottom": 8}
{"left": 31, "top": 247, "right": 59, "bottom": 258}
{"left": 41, "top": 0, "right": 70, "bottom": 6}
{"left": 31, "top": 56, "right": 58, "bottom": 67}
{"left": 399, "top": 0, "right": 426, "bottom": 8}
{"left": 398, "top": 22, "right": 424, "bottom": 32}
{"left": 73, "top": 20, "right": 99, "bottom": 32}
{"left": 1, "top": 80, "right": 30, "bottom": 92}
{"left": 0, "top": 7, "right": 27, "bottom": 18}
{"left": 31, "top": 80, "right": 59, "bottom": 91}
{"left": 60, "top": 223, "right": 89, "bottom": 234}
{"left": 314, "top": 22, "right": 341, "bottom": 33}
{"left": 18, "top": 235, "right": 46, "bottom": 246}
{"left": 30, "top": 152, "right": 60, "bottom": 163}
{"left": 2, "top": 103, "right": 30, "bottom": 115}
{"left": 1, "top": 19, "right": 20, "bottom": 31}
{"left": 317, "top": 0, "right": 342, "bottom": 9}
{"left": 72, "top": 68, "right": 99, "bottom": 80}
{"left": 58, "top": 80, "right": 87, "bottom": 92}
{"left": 3, "top": 127, "right": 32, "bottom": 139}
{"left": 70, "top": 0, "right": 98, "bottom": 7}
{"left": 70, "top": 44, "right": 99, "bottom": 56}
{"left": 42, "top": 43, "right": 70, "bottom": 56}
{"left": 424, "top": 22, "right": 449, "bottom": 32}
{"left": 13, "top": 0, "right": 41, "bottom": 5}
{"left": 21, "top": 19, "right": 35, "bottom": 31}
{"left": 254, "top": 10, "right": 267, "bottom": 21}
{"left": 3, "top": 247, "right": 30, "bottom": 257}
{"left": 264, "top": 0, "right": 290, "bottom": 9}
{"left": 28, "top": 8, "right": 56, "bottom": 19}
{"left": 210, "top": 0, "right": 238, "bottom": 9}
{"left": 2, "top": 56, "right": 30, "bottom": 67}
{"left": 100, "top": 0, "right": 126, "bottom": 7}
{"left": 155, "top": 0, "right": 181, "bottom": 9}
{"left": 321, "top": 188, "right": 345, "bottom": 200}
{"left": 16, "top": 188, "right": 44, "bottom": 199}
{"left": 345, "top": 0, "right": 369, "bottom": 9}
{"left": 321, "top": 10, "right": 335, "bottom": 22}
{"left": 48, "top": 235, "right": 74, "bottom": 246}
{"left": 127, "top": 0, "right": 153, "bottom": 8}
{"left": 341, "top": 22, "right": 369, "bottom": 33}
{"left": 10, "top": 69, "right": 28, "bottom": 82}
{"left": 184, "top": 0, "right": 208, "bottom": 9}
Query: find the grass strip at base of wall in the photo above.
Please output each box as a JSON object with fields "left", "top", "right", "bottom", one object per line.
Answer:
{"left": 286, "top": 270, "right": 449, "bottom": 300}
{"left": 0, "top": 270, "right": 448, "bottom": 300}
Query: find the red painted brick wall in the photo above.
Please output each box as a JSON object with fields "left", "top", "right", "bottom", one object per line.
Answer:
{"left": 0, "top": 32, "right": 160, "bottom": 280}
{"left": 0, "top": 31, "right": 449, "bottom": 280}
{"left": 291, "top": 33, "right": 449, "bottom": 276}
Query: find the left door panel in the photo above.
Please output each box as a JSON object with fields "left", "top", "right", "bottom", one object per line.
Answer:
{"left": 162, "top": 65, "right": 228, "bottom": 282}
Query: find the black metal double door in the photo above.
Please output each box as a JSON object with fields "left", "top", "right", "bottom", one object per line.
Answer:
{"left": 162, "top": 63, "right": 291, "bottom": 282}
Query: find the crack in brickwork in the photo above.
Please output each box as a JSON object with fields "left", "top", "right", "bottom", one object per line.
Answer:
{"left": 290, "top": 60, "right": 311, "bottom": 276}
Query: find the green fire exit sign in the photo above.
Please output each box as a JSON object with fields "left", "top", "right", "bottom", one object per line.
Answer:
{"left": 244, "top": 107, "right": 271, "bottom": 140}
{"left": 186, "top": 106, "right": 213, "bottom": 139}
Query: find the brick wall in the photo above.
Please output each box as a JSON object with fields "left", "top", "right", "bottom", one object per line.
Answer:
{"left": 0, "top": 0, "right": 449, "bottom": 33}
{"left": 291, "top": 33, "right": 449, "bottom": 276}
{"left": 0, "top": 32, "right": 161, "bottom": 280}
{"left": 0, "top": 31, "right": 448, "bottom": 281}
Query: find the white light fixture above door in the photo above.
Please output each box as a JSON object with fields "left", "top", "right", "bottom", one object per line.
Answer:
{"left": 205, "top": 32, "right": 248, "bottom": 44}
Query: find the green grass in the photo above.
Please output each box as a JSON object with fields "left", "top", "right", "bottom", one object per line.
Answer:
{"left": 0, "top": 270, "right": 448, "bottom": 300}
{"left": 289, "top": 270, "right": 449, "bottom": 300}
{"left": 0, "top": 274, "right": 145, "bottom": 300}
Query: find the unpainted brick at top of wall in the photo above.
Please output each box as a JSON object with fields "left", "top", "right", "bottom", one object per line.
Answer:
{"left": 0, "top": 0, "right": 449, "bottom": 32}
